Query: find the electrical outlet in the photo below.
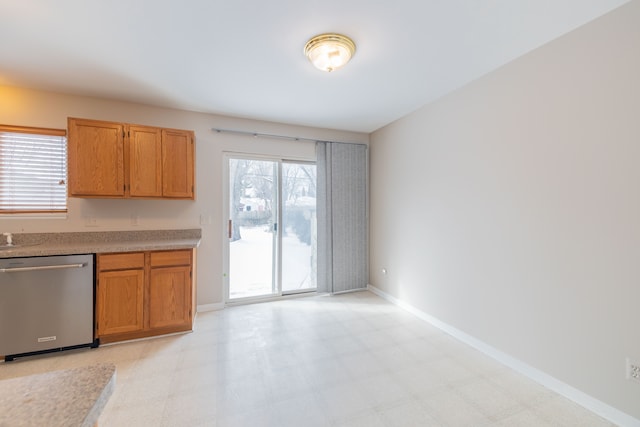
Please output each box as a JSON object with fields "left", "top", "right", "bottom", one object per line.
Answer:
{"left": 626, "top": 358, "right": 640, "bottom": 384}
{"left": 85, "top": 217, "right": 98, "bottom": 227}
{"left": 131, "top": 214, "right": 139, "bottom": 226}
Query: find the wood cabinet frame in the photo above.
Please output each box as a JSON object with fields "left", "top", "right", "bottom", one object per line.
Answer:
{"left": 96, "top": 249, "right": 195, "bottom": 344}
{"left": 68, "top": 118, "right": 195, "bottom": 200}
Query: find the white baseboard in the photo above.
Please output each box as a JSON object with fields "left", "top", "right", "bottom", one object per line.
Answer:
{"left": 367, "top": 284, "right": 640, "bottom": 427}
{"left": 196, "top": 302, "right": 225, "bottom": 312}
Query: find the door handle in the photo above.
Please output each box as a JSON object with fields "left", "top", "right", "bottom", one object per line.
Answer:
{"left": 228, "top": 219, "right": 233, "bottom": 239}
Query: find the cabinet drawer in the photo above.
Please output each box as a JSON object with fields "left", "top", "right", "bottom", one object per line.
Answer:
{"left": 98, "top": 253, "right": 145, "bottom": 271}
{"left": 150, "top": 250, "right": 192, "bottom": 267}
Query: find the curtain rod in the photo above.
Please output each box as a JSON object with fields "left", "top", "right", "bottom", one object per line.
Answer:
{"left": 211, "top": 127, "right": 366, "bottom": 146}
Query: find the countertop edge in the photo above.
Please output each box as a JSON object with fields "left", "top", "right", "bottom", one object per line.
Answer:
{"left": 0, "top": 229, "right": 201, "bottom": 258}
{"left": 82, "top": 368, "right": 117, "bottom": 427}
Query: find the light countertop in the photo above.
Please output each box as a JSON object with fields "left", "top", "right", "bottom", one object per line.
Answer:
{"left": 0, "top": 363, "right": 116, "bottom": 427}
{"left": 0, "top": 229, "right": 201, "bottom": 258}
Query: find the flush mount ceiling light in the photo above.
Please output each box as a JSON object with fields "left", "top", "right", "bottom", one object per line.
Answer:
{"left": 304, "top": 33, "right": 356, "bottom": 72}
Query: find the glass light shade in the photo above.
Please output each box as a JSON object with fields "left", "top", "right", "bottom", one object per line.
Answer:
{"left": 304, "top": 34, "right": 356, "bottom": 72}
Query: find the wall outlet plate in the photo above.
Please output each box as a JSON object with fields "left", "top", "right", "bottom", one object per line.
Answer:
{"left": 626, "top": 358, "right": 640, "bottom": 384}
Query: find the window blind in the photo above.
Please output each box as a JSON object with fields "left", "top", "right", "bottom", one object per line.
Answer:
{"left": 0, "top": 126, "right": 67, "bottom": 213}
{"left": 316, "top": 141, "right": 368, "bottom": 293}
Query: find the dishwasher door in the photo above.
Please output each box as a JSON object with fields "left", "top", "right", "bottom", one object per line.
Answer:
{"left": 0, "top": 254, "right": 95, "bottom": 360}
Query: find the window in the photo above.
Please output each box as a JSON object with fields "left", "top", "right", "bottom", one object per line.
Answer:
{"left": 0, "top": 125, "right": 67, "bottom": 214}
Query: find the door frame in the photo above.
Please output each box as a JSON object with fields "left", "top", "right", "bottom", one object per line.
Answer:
{"left": 222, "top": 152, "right": 316, "bottom": 305}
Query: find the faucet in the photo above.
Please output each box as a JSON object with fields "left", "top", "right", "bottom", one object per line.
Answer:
{"left": 3, "top": 233, "right": 13, "bottom": 246}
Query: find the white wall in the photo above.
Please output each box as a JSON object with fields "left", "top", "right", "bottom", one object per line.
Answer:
{"left": 370, "top": 1, "right": 640, "bottom": 421}
{"left": 0, "top": 85, "right": 368, "bottom": 306}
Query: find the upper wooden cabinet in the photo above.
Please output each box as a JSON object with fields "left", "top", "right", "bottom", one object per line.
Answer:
{"left": 68, "top": 118, "right": 195, "bottom": 199}
{"left": 162, "top": 128, "right": 195, "bottom": 199}
{"left": 128, "top": 125, "right": 163, "bottom": 197}
{"left": 67, "top": 119, "right": 125, "bottom": 197}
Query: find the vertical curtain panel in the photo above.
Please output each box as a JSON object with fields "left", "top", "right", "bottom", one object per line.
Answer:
{"left": 316, "top": 141, "right": 368, "bottom": 293}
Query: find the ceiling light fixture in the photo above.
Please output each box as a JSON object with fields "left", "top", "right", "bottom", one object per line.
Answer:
{"left": 304, "top": 33, "right": 356, "bottom": 72}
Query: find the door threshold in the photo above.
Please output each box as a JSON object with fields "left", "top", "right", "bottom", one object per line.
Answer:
{"left": 225, "top": 290, "right": 318, "bottom": 307}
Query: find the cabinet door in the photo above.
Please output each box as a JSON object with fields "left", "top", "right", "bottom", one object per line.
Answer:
{"left": 149, "top": 266, "right": 192, "bottom": 329}
{"left": 97, "top": 269, "right": 145, "bottom": 336}
{"left": 68, "top": 118, "right": 125, "bottom": 197}
{"left": 162, "top": 129, "right": 194, "bottom": 199}
{"left": 128, "top": 125, "right": 162, "bottom": 197}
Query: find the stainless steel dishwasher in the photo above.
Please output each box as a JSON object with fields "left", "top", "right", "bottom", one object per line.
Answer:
{"left": 0, "top": 254, "right": 97, "bottom": 361}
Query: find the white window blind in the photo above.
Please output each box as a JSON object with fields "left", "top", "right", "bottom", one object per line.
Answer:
{"left": 0, "top": 126, "right": 67, "bottom": 213}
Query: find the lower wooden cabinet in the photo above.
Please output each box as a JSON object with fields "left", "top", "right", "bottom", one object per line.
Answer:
{"left": 149, "top": 250, "right": 193, "bottom": 330}
{"left": 97, "top": 269, "right": 145, "bottom": 336}
{"left": 96, "top": 249, "right": 195, "bottom": 344}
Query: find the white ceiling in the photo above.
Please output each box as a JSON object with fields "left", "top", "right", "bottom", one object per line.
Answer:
{"left": 0, "top": 0, "right": 629, "bottom": 133}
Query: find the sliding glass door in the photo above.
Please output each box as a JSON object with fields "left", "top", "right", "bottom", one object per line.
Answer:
{"left": 281, "top": 162, "right": 317, "bottom": 293}
{"left": 228, "top": 158, "right": 277, "bottom": 299}
{"left": 226, "top": 156, "right": 316, "bottom": 301}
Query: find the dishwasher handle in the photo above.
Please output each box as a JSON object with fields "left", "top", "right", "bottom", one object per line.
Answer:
{"left": 0, "top": 263, "right": 87, "bottom": 273}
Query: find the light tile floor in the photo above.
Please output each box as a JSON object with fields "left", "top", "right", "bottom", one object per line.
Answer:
{"left": 0, "top": 291, "right": 616, "bottom": 427}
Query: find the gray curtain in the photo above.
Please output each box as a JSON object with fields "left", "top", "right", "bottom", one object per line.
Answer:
{"left": 316, "top": 141, "right": 368, "bottom": 293}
